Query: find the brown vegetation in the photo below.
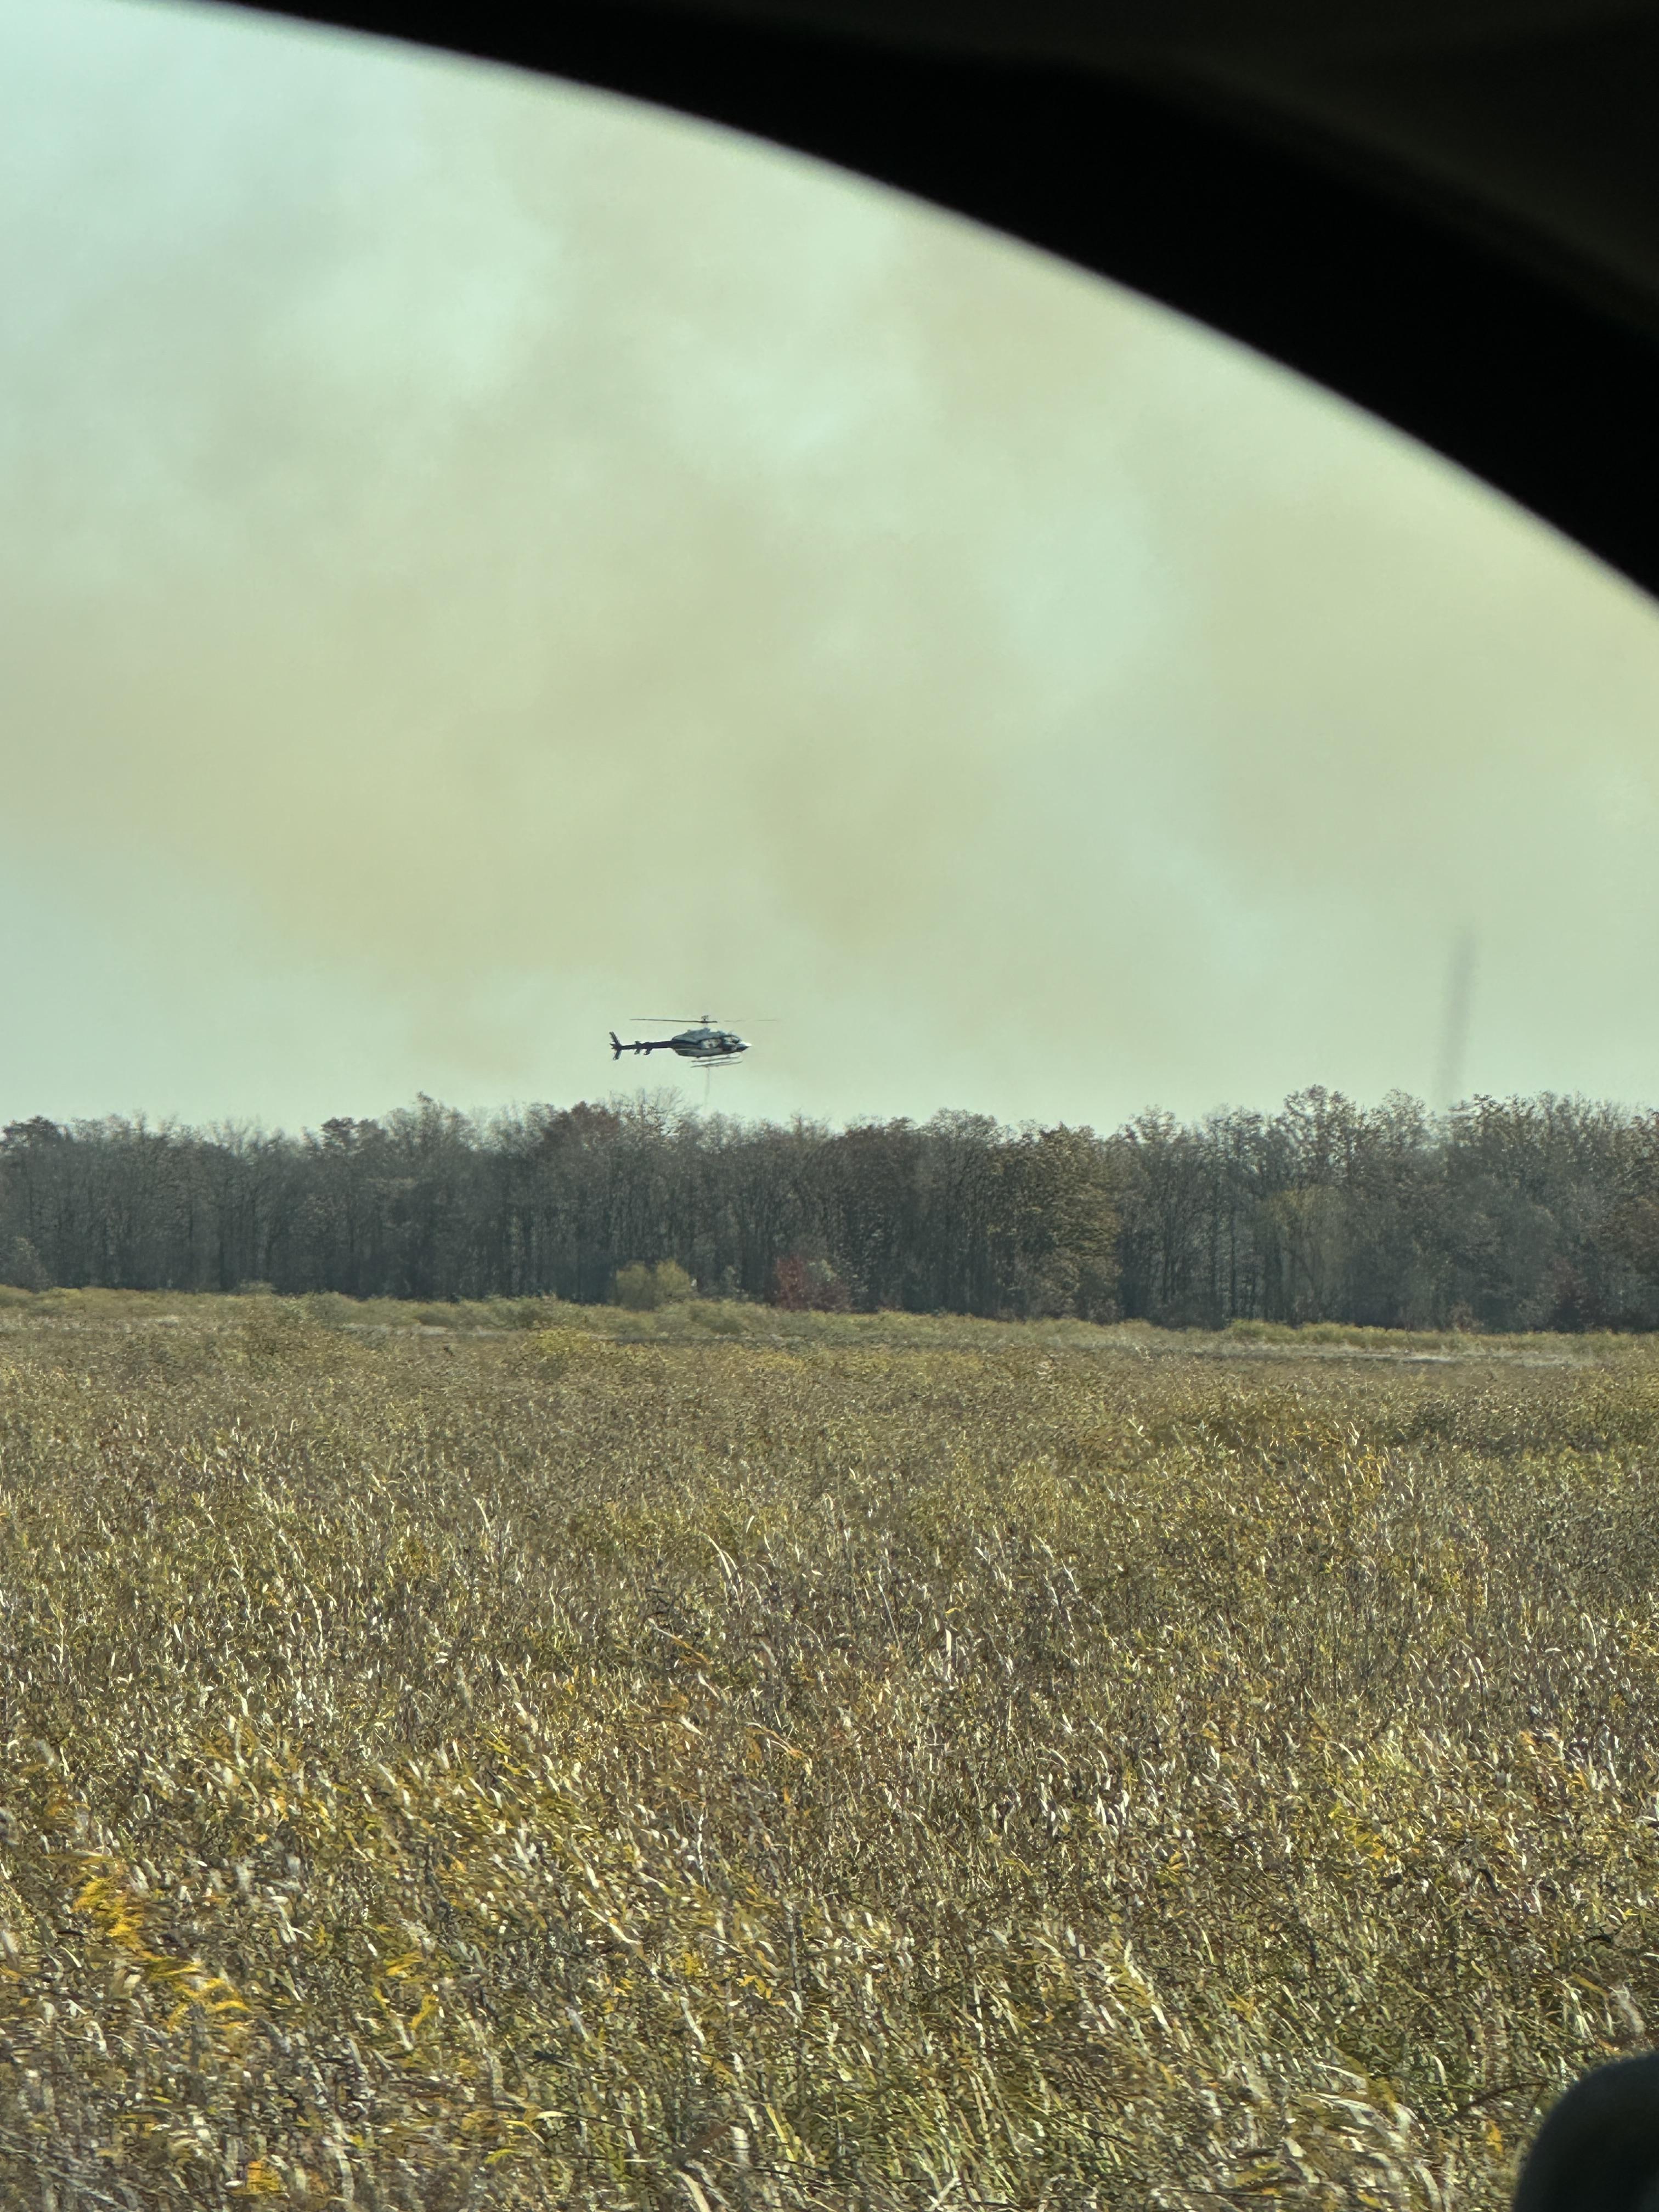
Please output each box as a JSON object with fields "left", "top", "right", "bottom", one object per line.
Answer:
{"left": 0, "top": 1298, "right": 1652, "bottom": 2204}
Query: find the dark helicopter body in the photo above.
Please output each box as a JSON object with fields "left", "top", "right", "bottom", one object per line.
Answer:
{"left": 611, "top": 1017, "right": 749, "bottom": 1067}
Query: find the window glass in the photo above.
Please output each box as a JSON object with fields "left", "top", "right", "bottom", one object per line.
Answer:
{"left": 4, "top": 0, "right": 1657, "bottom": 1125}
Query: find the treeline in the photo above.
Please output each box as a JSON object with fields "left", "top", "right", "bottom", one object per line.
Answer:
{"left": 0, "top": 1099, "right": 1118, "bottom": 1319}
{"left": 1117, "top": 1088, "right": 1659, "bottom": 1333}
{"left": 4, "top": 1088, "right": 1659, "bottom": 1330}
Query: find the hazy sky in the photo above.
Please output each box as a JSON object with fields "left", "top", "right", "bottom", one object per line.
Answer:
{"left": 4, "top": 0, "right": 1659, "bottom": 1133}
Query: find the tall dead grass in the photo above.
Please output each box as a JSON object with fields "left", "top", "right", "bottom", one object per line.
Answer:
{"left": 0, "top": 1305, "right": 1652, "bottom": 2205}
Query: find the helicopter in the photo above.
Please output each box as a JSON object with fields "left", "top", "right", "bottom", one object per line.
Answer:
{"left": 610, "top": 1016, "right": 750, "bottom": 1066}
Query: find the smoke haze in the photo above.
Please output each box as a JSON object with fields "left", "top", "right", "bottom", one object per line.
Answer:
{"left": 3, "top": 0, "right": 1658, "bottom": 1130}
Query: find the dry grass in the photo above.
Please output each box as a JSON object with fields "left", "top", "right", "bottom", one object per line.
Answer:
{"left": 0, "top": 1301, "right": 1655, "bottom": 2206}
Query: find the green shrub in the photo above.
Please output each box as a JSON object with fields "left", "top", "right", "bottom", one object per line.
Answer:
{"left": 613, "top": 1259, "right": 696, "bottom": 1310}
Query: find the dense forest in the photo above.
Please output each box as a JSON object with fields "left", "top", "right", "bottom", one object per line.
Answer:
{"left": 3, "top": 1088, "right": 1659, "bottom": 1330}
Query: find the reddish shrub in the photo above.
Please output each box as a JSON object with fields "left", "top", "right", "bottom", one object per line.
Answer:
{"left": 768, "top": 1254, "right": 851, "bottom": 1312}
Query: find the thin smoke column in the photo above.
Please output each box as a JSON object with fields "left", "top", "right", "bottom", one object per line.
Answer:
{"left": 1436, "top": 929, "right": 1477, "bottom": 1109}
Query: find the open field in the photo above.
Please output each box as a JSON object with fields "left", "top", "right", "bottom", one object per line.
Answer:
{"left": 0, "top": 1300, "right": 1656, "bottom": 2205}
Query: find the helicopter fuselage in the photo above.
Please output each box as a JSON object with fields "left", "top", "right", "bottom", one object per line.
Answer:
{"left": 611, "top": 1024, "right": 748, "bottom": 1065}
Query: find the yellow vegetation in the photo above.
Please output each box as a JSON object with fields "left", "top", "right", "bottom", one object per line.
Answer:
{"left": 0, "top": 1301, "right": 1651, "bottom": 2204}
